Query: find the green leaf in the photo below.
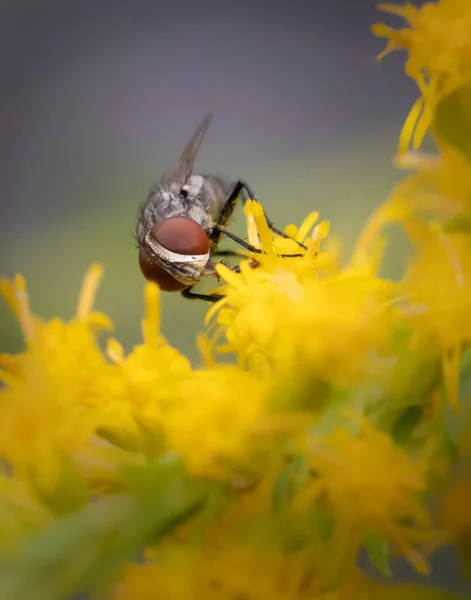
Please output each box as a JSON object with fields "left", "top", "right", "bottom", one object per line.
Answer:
{"left": 187, "top": 484, "right": 231, "bottom": 539}
{"left": 444, "top": 213, "right": 471, "bottom": 234}
{"left": 392, "top": 405, "right": 425, "bottom": 445}
{"left": 96, "top": 426, "right": 145, "bottom": 453}
{"left": 272, "top": 455, "right": 309, "bottom": 512}
{"left": 308, "top": 505, "right": 335, "bottom": 542}
{"left": 0, "top": 455, "right": 208, "bottom": 600}
{"left": 458, "top": 347, "right": 471, "bottom": 406}
{"left": 268, "top": 373, "right": 330, "bottom": 412}
{"left": 390, "top": 350, "right": 441, "bottom": 409}
{"left": 363, "top": 531, "right": 392, "bottom": 577}
{"left": 443, "top": 347, "right": 471, "bottom": 447}
{"left": 31, "top": 452, "right": 88, "bottom": 515}
{"left": 434, "top": 84, "right": 471, "bottom": 161}
{"left": 134, "top": 415, "right": 166, "bottom": 457}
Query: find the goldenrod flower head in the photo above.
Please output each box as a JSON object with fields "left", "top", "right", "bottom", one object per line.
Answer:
{"left": 402, "top": 224, "right": 471, "bottom": 368}
{"left": 0, "top": 266, "right": 112, "bottom": 496}
{"left": 208, "top": 201, "right": 398, "bottom": 390}
{"left": 386, "top": 144, "right": 471, "bottom": 221}
{"left": 374, "top": 0, "right": 471, "bottom": 153}
{"left": 0, "top": 256, "right": 462, "bottom": 596}
{"left": 304, "top": 422, "right": 433, "bottom": 574}
{"left": 114, "top": 543, "right": 336, "bottom": 600}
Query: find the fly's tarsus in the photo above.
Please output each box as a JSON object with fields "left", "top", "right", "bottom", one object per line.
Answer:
{"left": 181, "top": 287, "right": 224, "bottom": 303}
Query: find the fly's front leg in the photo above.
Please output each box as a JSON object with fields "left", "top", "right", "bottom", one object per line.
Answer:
{"left": 183, "top": 181, "right": 306, "bottom": 303}
{"left": 208, "top": 181, "right": 245, "bottom": 250}
{"left": 211, "top": 227, "right": 263, "bottom": 254}
{"left": 235, "top": 180, "right": 307, "bottom": 250}
{"left": 209, "top": 179, "right": 306, "bottom": 252}
{"left": 212, "top": 227, "right": 304, "bottom": 259}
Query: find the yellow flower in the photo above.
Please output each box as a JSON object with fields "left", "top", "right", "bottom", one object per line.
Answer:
{"left": 0, "top": 248, "right": 458, "bottom": 597}
{"left": 113, "top": 541, "right": 340, "bottom": 600}
{"left": 373, "top": 0, "right": 471, "bottom": 153}
{"left": 0, "top": 266, "right": 112, "bottom": 496}
{"left": 87, "top": 282, "right": 194, "bottom": 456}
{"left": 297, "top": 421, "right": 435, "bottom": 574}
{"left": 89, "top": 283, "right": 277, "bottom": 481}
{"left": 162, "top": 367, "right": 270, "bottom": 479}
{"left": 421, "top": 143, "right": 471, "bottom": 211}
{"left": 392, "top": 145, "right": 471, "bottom": 217}
{"left": 208, "top": 201, "right": 399, "bottom": 388}
{"left": 401, "top": 225, "right": 471, "bottom": 409}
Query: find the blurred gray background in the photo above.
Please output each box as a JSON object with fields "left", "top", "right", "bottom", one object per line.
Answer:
{"left": 0, "top": 0, "right": 417, "bottom": 360}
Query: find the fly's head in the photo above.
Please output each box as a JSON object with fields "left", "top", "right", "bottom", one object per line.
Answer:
{"left": 138, "top": 216, "right": 211, "bottom": 291}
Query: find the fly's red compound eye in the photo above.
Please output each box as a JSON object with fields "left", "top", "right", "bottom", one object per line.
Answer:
{"left": 151, "top": 216, "right": 209, "bottom": 256}
{"left": 138, "top": 216, "right": 209, "bottom": 292}
{"left": 138, "top": 251, "right": 187, "bottom": 291}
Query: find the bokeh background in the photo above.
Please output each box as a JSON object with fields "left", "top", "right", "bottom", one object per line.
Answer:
{"left": 0, "top": 0, "right": 470, "bottom": 595}
{"left": 0, "top": 0, "right": 418, "bottom": 359}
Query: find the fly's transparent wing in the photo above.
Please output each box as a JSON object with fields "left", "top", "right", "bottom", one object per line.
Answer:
{"left": 171, "top": 112, "right": 213, "bottom": 187}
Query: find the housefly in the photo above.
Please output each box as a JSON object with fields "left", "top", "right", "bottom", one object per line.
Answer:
{"left": 136, "top": 113, "right": 305, "bottom": 302}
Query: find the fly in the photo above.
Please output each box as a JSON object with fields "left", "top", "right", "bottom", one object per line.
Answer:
{"left": 136, "top": 113, "right": 305, "bottom": 302}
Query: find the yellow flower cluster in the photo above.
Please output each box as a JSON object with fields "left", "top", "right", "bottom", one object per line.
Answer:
{"left": 1, "top": 2, "right": 471, "bottom": 599}
{"left": 374, "top": 0, "right": 471, "bottom": 153}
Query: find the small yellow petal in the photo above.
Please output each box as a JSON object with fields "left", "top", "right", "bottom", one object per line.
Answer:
{"left": 377, "top": 3, "right": 417, "bottom": 20}
{"left": 245, "top": 208, "right": 260, "bottom": 249}
{"left": 196, "top": 333, "right": 215, "bottom": 367}
{"left": 76, "top": 264, "right": 104, "bottom": 321}
{"left": 204, "top": 295, "right": 229, "bottom": 326}
{"left": 215, "top": 263, "right": 247, "bottom": 293}
{"left": 106, "top": 338, "right": 125, "bottom": 363}
{"left": 0, "top": 278, "right": 18, "bottom": 317}
{"left": 372, "top": 23, "right": 396, "bottom": 39}
{"left": 284, "top": 224, "right": 298, "bottom": 239}
{"left": 142, "top": 282, "right": 160, "bottom": 346}
{"left": 86, "top": 311, "right": 114, "bottom": 331}
{"left": 296, "top": 211, "right": 319, "bottom": 243}
{"left": 399, "top": 97, "right": 424, "bottom": 154}
{"left": 244, "top": 200, "right": 274, "bottom": 256}
{"left": 412, "top": 102, "right": 435, "bottom": 151}
{"left": 14, "top": 274, "right": 34, "bottom": 343}
{"left": 309, "top": 220, "right": 331, "bottom": 256}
